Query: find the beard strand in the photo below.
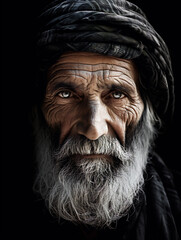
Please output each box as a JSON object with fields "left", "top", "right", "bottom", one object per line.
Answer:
{"left": 33, "top": 104, "right": 156, "bottom": 228}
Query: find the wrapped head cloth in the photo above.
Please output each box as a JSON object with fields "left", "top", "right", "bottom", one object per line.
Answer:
{"left": 36, "top": 0, "right": 175, "bottom": 121}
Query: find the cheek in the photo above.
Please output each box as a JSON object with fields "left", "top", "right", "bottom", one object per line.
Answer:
{"left": 108, "top": 100, "right": 143, "bottom": 123}
{"left": 42, "top": 99, "right": 79, "bottom": 139}
{"left": 108, "top": 114, "right": 127, "bottom": 145}
{"left": 107, "top": 99, "right": 144, "bottom": 136}
{"left": 124, "top": 102, "right": 144, "bottom": 127}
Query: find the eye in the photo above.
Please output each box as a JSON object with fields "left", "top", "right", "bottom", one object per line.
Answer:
{"left": 58, "top": 91, "right": 72, "bottom": 98}
{"left": 111, "top": 91, "right": 124, "bottom": 99}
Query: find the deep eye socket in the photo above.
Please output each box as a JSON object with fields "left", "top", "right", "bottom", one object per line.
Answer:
{"left": 111, "top": 91, "right": 125, "bottom": 99}
{"left": 58, "top": 90, "right": 73, "bottom": 98}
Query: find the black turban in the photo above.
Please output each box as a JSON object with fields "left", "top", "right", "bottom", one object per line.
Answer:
{"left": 36, "top": 0, "right": 174, "bottom": 121}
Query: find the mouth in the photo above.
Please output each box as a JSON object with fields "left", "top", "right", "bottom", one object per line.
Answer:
{"left": 71, "top": 154, "right": 114, "bottom": 162}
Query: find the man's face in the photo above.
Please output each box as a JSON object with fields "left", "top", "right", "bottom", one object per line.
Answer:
{"left": 35, "top": 52, "right": 154, "bottom": 228}
{"left": 42, "top": 52, "right": 144, "bottom": 146}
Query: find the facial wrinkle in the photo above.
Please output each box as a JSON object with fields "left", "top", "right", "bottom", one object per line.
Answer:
{"left": 49, "top": 60, "right": 136, "bottom": 73}
{"left": 112, "top": 77, "right": 137, "bottom": 93}
{"left": 43, "top": 52, "right": 144, "bottom": 146}
{"left": 48, "top": 64, "right": 137, "bottom": 93}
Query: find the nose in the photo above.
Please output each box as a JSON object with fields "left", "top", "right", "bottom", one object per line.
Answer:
{"left": 76, "top": 100, "right": 109, "bottom": 140}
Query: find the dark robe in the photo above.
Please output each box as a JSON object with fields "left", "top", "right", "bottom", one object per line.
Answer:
{"left": 31, "top": 152, "right": 181, "bottom": 240}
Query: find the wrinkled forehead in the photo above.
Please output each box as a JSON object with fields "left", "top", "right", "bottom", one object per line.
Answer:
{"left": 47, "top": 52, "right": 139, "bottom": 84}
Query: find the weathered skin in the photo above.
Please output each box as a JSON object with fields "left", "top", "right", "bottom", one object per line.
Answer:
{"left": 42, "top": 52, "right": 144, "bottom": 146}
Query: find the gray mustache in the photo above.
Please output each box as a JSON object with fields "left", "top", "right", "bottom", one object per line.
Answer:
{"left": 54, "top": 135, "right": 132, "bottom": 164}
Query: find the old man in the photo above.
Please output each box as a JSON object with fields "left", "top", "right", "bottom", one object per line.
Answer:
{"left": 32, "top": 0, "right": 181, "bottom": 239}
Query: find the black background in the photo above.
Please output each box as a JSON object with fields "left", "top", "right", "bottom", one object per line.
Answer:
{"left": 1, "top": 0, "right": 181, "bottom": 237}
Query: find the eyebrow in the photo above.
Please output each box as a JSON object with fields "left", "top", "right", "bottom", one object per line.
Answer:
{"left": 51, "top": 82, "right": 79, "bottom": 92}
{"left": 107, "top": 84, "right": 135, "bottom": 95}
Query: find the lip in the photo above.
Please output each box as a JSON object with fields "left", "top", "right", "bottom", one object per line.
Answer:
{"left": 72, "top": 154, "right": 113, "bottom": 161}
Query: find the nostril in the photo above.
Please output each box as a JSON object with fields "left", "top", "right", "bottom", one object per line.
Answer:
{"left": 76, "top": 120, "right": 108, "bottom": 140}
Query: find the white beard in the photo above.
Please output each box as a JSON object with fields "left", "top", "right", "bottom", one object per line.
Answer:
{"left": 33, "top": 105, "right": 156, "bottom": 228}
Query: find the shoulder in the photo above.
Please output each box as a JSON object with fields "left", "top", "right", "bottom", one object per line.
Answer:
{"left": 146, "top": 152, "right": 181, "bottom": 230}
{"left": 149, "top": 152, "right": 181, "bottom": 197}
